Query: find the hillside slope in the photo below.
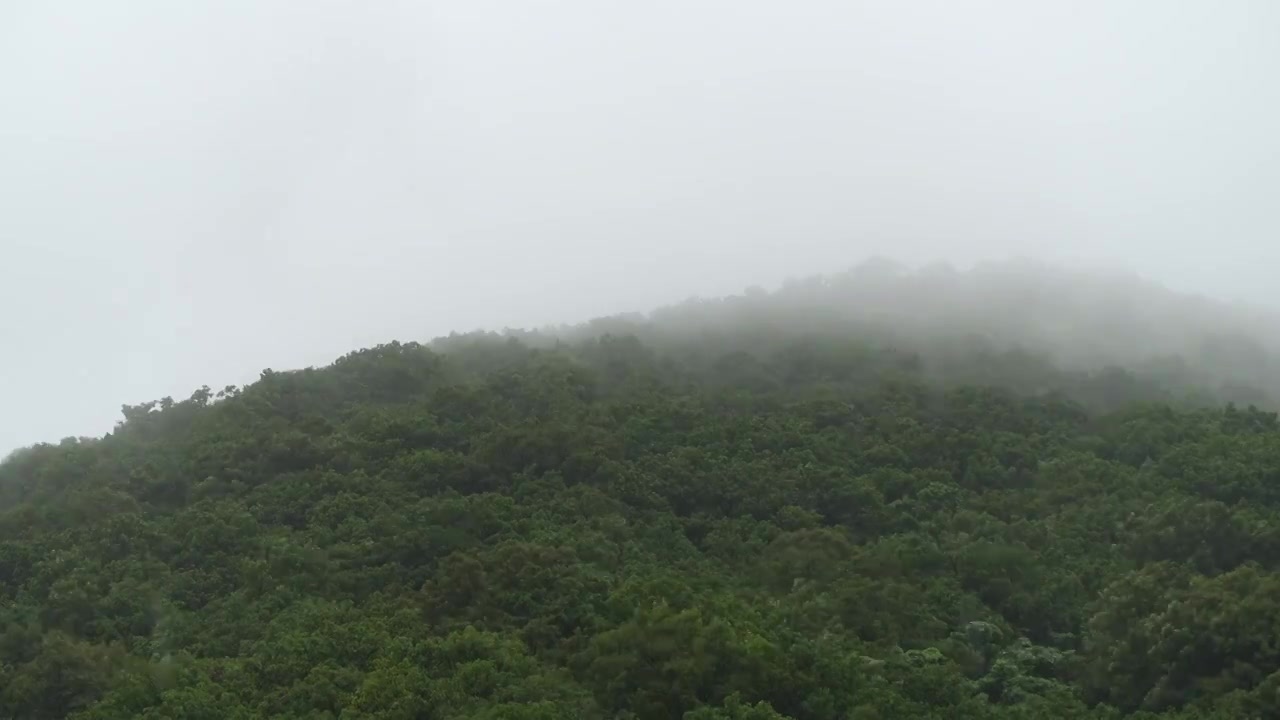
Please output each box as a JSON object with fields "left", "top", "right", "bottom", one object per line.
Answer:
{"left": 2, "top": 266, "right": 1280, "bottom": 718}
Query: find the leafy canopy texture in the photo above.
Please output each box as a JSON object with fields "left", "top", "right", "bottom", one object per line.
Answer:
{"left": 4, "top": 272, "right": 1280, "bottom": 719}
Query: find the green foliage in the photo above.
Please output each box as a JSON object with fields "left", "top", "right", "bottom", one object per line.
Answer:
{"left": 3, "top": 305, "right": 1280, "bottom": 718}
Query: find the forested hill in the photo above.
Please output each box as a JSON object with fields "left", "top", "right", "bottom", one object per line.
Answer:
{"left": 3, "top": 268, "right": 1280, "bottom": 718}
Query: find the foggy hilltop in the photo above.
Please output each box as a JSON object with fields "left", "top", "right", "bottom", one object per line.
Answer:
{"left": 5, "top": 256, "right": 1279, "bottom": 455}
{"left": 437, "top": 258, "right": 1280, "bottom": 410}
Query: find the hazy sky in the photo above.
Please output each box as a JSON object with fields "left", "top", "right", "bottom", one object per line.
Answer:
{"left": 2, "top": 1, "right": 1279, "bottom": 451}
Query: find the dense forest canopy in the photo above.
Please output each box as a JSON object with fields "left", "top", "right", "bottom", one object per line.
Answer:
{"left": 3, "top": 261, "right": 1280, "bottom": 718}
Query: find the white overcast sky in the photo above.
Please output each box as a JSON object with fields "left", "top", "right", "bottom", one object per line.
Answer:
{"left": 2, "top": 1, "right": 1278, "bottom": 451}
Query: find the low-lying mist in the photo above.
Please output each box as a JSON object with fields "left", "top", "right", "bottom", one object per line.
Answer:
{"left": 437, "top": 258, "right": 1280, "bottom": 410}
